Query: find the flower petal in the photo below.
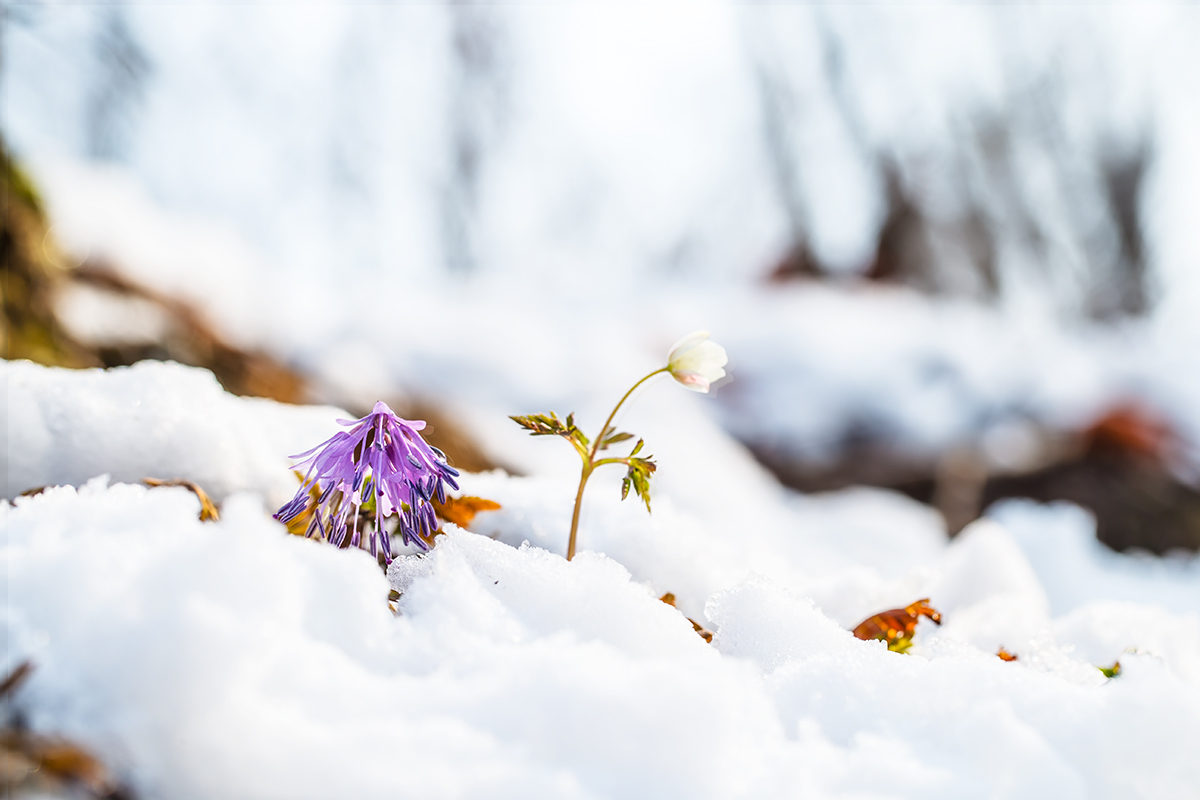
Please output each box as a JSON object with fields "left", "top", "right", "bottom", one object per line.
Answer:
{"left": 667, "top": 332, "right": 727, "bottom": 391}
{"left": 667, "top": 330, "right": 710, "bottom": 364}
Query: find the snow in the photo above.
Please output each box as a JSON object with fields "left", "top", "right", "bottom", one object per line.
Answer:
{"left": 990, "top": 500, "right": 1200, "bottom": 620}
{"left": 1, "top": 359, "right": 341, "bottom": 506}
{"left": 4, "top": 362, "right": 1199, "bottom": 798}
{"left": 4, "top": 3, "right": 1200, "bottom": 796}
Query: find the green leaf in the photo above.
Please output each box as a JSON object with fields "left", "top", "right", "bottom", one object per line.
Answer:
{"left": 600, "top": 431, "right": 634, "bottom": 450}
{"left": 630, "top": 438, "right": 644, "bottom": 456}
{"left": 510, "top": 412, "right": 569, "bottom": 437}
{"left": 565, "top": 413, "right": 590, "bottom": 447}
{"left": 621, "top": 454, "right": 657, "bottom": 513}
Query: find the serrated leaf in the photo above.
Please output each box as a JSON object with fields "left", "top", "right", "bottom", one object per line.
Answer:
{"left": 510, "top": 412, "right": 569, "bottom": 437}
{"left": 623, "top": 457, "right": 654, "bottom": 513}
{"left": 509, "top": 414, "right": 542, "bottom": 432}
{"left": 632, "top": 456, "right": 657, "bottom": 475}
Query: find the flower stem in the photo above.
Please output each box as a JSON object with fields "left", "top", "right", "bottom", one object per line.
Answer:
{"left": 565, "top": 367, "right": 667, "bottom": 561}
{"left": 566, "top": 463, "right": 591, "bottom": 561}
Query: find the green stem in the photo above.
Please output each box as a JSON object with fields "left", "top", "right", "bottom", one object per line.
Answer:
{"left": 566, "top": 464, "right": 591, "bottom": 561}
{"left": 589, "top": 367, "right": 668, "bottom": 462}
{"left": 591, "top": 457, "right": 630, "bottom": 469}
{"left": 565, "top": 367, "right": 668, "bottom": 561}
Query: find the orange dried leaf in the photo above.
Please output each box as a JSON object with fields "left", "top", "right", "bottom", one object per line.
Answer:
{"left": 144, "top": 478, "right": 219, "bottom": 521}
{"left": 690, "top": 618, "right": 715, "bottom": 644}
{"left": 0, "top": 729, "right": 122, "bottom": 798}
{"left": 852, "top": 598, "right": 943, "bottom": 654}
{"left": 433, "top": 495, "right": 501, "bottom": 529}
{"left": 997, "top": 647, "right": 1019, "bottom": 662}
{"left": 660, "top": 592, "right": 714, "bottom": 643}
{"left": 36, "top": 740, "right": 112, "bottom": 790}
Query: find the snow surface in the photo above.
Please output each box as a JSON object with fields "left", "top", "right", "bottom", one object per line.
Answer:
{"left": 4, "top": 4, "right": 1200, "bottom": 796}
{"left": 1, "top": 359, "right": 341, "bottom": 506}
{"left": 4, "top": 362, "right": 1200, "bottom": 798}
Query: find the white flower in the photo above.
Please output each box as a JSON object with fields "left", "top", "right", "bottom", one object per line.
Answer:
{"left": 666, "top": 330, "right": 728, "bottom": 393}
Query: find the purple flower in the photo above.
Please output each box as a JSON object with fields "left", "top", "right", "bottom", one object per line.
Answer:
{"left": 274, "top": 401, "right": 460, "bottom": 563}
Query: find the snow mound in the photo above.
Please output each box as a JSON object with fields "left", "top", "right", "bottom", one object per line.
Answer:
{"left": 4, "top": 362, "right": 1199, "bottom": 798}
{"left": 1, "top": 359, "right": 342, "bottom": 505}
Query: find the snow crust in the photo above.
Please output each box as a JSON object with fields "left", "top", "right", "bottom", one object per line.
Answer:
{"left": 4, "top": 362, "right": 1199, "bottom": 798}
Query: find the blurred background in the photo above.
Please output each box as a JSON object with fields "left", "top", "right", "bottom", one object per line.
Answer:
{"left": 4, "top": 3, "right": 1200, "bottom": 553}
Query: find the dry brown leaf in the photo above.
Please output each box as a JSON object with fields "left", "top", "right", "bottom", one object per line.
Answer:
{"left": 689, "top": 619, "right": 715, "bottom": 644}
{"left": 1, "top": 661, "right": 134, "bottom": 799}
{"left": 997, "top": 647, "right": 1019, "bottom": 662}
{"left": 0, "top": 731, "right": 125, "bottom": 798}
{"left": 659, "top": 593, "right": 714, "bottom": 644}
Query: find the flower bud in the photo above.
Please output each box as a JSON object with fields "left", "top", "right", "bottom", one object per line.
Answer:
{"left": 666, "top": 331, "right": 727, "bottom": 393}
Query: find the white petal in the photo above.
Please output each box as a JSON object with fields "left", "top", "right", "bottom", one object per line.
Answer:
{"left": 671, "top": 340, "right": 727, "bottom": 375}
{"left": 667, "top": 330, "right": 711, "bottom": 365}
{"left": 668, "top": 334, "right": 727, "bottom": 392}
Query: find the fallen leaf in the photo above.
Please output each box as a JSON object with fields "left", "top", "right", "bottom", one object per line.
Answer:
{"left": 144, "top": 478, "right": 219, "bottom": 521}
{"left": 0, "top": 730, "right": 127, "bottom": 798}
{"left": 852, "top": 598, "right": 943, "bottom": 654}
{"left": 659, "top": 593, "right": 714, "bottom": 643}
{"left": 1, "top": 661, "right": 135, "bottom": 798}
{"left": 433, "top": 495, "right": 501, "bottom": 528}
